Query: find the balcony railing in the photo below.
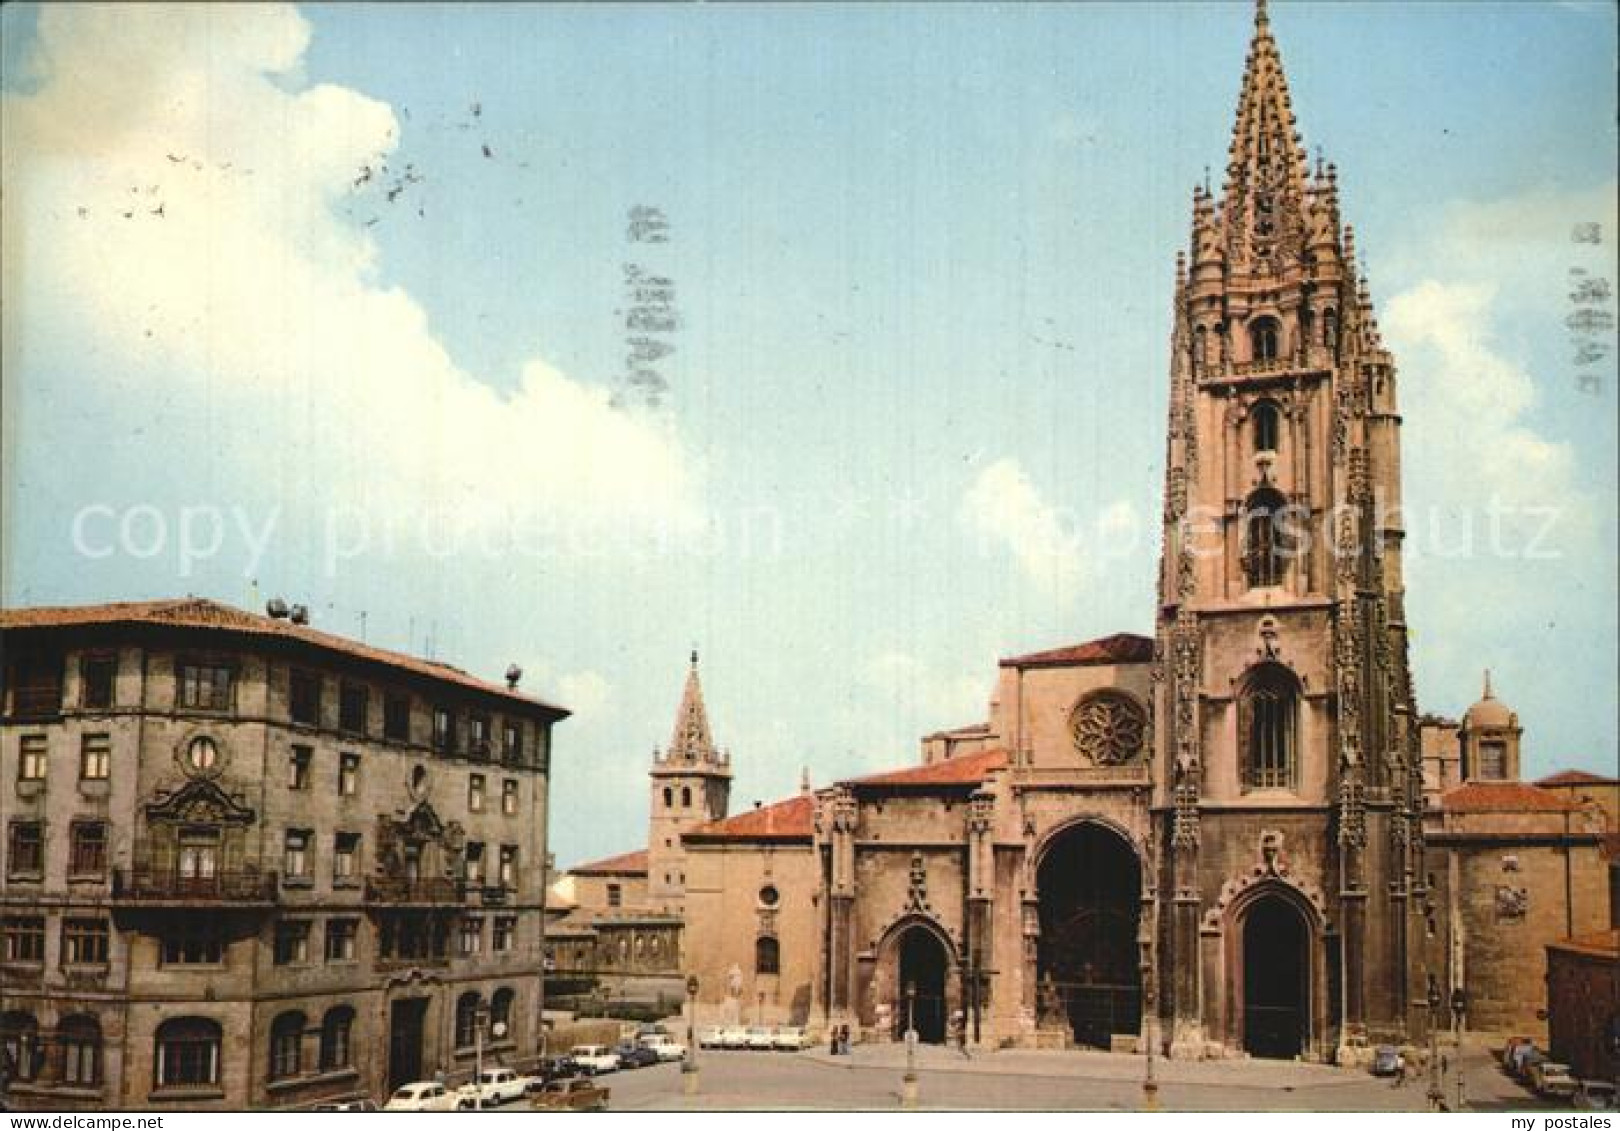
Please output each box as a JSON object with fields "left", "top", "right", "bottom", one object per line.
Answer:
{"left": 111, "top": 867, "right": 278, "bottom": 905}
{"left": 8, "top": 684, "right": 63, "bottom": 719}
{"left": 365, "top": 875, "right": 465, "bottom": 905}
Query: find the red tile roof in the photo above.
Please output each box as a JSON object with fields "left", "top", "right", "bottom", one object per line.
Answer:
{"left": 685, "top": 795, "right": 814, "bottom": 842}
{"left": 1439, "top": 782, "right": 1580, "bottom": 813}
{"left": 1536, "top": 769, "right": 1618, "bottom": 787}
{"left": 1000, "top": 632, "right": 1153, "bottom": 669}
{"left": 568, "top": 849, "right": 649, "bottom": 876}
{"left": 1547, "top": 928, "right": 1619, "bottom": 960}
{"left": 847, "top": 747, "right": 1009, "bottom": 789}
{"left": 0, "top": 598, "right": 566, "bottom": 714}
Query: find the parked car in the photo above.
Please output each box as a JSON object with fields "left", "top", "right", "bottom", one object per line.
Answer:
{"left": 717, "top": 1025, "right": 751, "bottom": 1049}
{"left": 640, "top": 1034, "right": 688, "bottom": 1062}
{"left": 311, "top": 1099, "right": 378, "bottom": 1112}
{"left": 531, "top": 1077, "right": 610, "bottom": 1112}
{"left": 1531, "top": 1062, "right": 1579, "bottom": 1099}
{"left": 1574, "top": 1081, "right": 1619, "bottom": 1111}
{"left": 1370, "top": 1045, "right": 1403, "bottom": 1078}
{"left": 636, "top": 1022, "right": 671, "bottom": 1040}
{"left": 744, "top": 1026, "right": 777, "bottom": 1050}
{"left": 456, "top": 1067, "right": 536, "bottom": 1107}
{"left": 383, "top": 1082, "right": 458, "bottom": 1112}
{"left": 772, "top": 1026, "right": 813, "bottom": 1051}
{"left": 699, "top": 1027, "right": 727, "bottom": 1049}
{"left": 570, "top": 1044, "right": 622, "bottom": 1075}
{"left": 535, "top": 1055, "right": 579, "bottom": 1083}
{"left": 614, "top": 1041, "right": 661, "bottom": 1069}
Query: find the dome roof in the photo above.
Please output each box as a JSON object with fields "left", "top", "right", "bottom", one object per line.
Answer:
{"left": 1463, "top": 670, "right": 1515, "bottom": 730}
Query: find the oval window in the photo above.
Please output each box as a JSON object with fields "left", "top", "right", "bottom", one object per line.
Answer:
{"left": 187, "top": 735, "right": 219, "bottom": 772}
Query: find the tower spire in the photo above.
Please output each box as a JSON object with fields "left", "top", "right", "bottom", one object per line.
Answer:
{"left": 667, "top": 649, "right": 718, "bottom": 764}
{"left": 1223, "top": 0, "right": 1308, "bottom": 261}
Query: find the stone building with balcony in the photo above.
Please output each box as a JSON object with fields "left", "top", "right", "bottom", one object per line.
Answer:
{"left": 0, "top": 597, "right": 566, "bottom": 1110}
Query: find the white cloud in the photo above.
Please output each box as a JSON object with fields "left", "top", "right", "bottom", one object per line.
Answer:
{"left": 1, "top": 4, "right": 701, "bottom": 536}
{"left": 857, "top": 650, "right": 988, "bottom": 762}
{"left": 1383, "top": 184, "right": 1615, "bottom": 554}
{"left": 1380, "top": 183, "right": 1616, "bottom": 735}
{"left": 959, "top": 457, "right": 1084, "bottom": 601}
{"left": 556, "top": 670, "right": 611, "bottom": 722}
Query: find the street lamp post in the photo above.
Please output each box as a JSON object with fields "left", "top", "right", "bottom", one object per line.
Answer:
{"left": 682, "top": 975, "right": 700, "bottom": 1097}
{"left": 1450, "top": 986, "right": 1468, "bottom": 1112}
{"left": 472, "top": 1004, "right": 489, "bottom": 1113}
{"left": 1141, "top": 969, "right": 1160, "bottom": 1112}
{"left": 1425, "top": 978, "right": 1445, "bottom": 1112}
{"left": 901, "top": 982, "right": 919, "bottom": 1109}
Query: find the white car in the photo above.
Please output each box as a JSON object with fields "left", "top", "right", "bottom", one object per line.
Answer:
{"left": 717, "top": 1025, "right": 751, "bottom": 1049}
{"left": 570, "top": 1044, "right": 621, "bottom": 1075}
{"left": 639, "top": 1035, "right": 687, "bottom": 1062}
{"left": 744, "top": 1026, "right": 776, "bottom": 1050}
{"left": 772, "top": 1026, "right": 812, "bottom": 1051}
{"left": 455, "top": 1067, "right": 535, "bottom": 1107}
{"left": 698, "top": 1027, "right": 727, "bottom": 1049}
{"left": 383, "top": 1081, "right": 458, "bottom": 1111}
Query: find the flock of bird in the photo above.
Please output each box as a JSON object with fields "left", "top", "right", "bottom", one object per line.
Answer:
{"left": 77, "top": 100, "right": 513, "bottom": 231}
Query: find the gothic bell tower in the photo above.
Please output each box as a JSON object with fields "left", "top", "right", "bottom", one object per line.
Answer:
{"left": 647, "top": 651, "right": 732, "bottom": 912}
{"left": 1151, "top": 0, "right": 1425, "bottom": 1061}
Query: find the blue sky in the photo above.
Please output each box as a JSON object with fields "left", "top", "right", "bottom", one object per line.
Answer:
{"left": 3, "top": 2, "right": 1616, "bottom": 866}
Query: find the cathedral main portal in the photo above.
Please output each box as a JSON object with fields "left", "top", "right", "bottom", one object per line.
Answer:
{"left": 1240, "top": 896, "right": 1310, "bottom": 1059}
{"left": 1036, "top": 823, "right": 1142, "bottom": 1049}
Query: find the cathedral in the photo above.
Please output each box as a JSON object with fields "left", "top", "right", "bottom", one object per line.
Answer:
{"left": 554, "top": 1, "right": 1614, "bottom": 1063}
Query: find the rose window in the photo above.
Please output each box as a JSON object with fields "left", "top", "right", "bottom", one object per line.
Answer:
{"left": 1069, "top": 693, "right": 1146, "bottom": 765}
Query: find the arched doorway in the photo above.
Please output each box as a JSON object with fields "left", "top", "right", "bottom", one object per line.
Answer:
{"left": 1036, "top": 822, "right": 1142, "bottom": 1048}
{"left": 1241, "top": 895, "right": 1308, "bottom": 1058}
{"left": 895, "top": 926, "right": 949, "bottom": 1044}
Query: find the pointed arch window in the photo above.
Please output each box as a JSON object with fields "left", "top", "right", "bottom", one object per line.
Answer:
{"left": 1323, "top": 308, "right": 1339, "bottom": 358}
{"left": 662, "top": 786, "right": 673, "bottom": 808}
{"left": 1241, "top": 663, "right": 1300, "bottom": 790}
{"left": 680, "top": 786, "right": 692, "bottom": 808}
{"left": 1242, "top": 487, "right": 1292, "bottom": 588}
{"left": 1249, "top": 317, "right": 1280, "bottom": 362}
{"left": 1252, "top": 401, "right": 1281, "bottom": 453}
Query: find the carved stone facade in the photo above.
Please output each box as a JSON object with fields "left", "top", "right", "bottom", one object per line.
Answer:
{"left": 569, "top": 0, "right": 1612, "bottom": 1065}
